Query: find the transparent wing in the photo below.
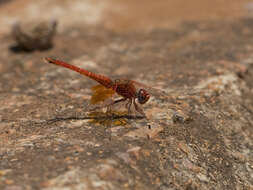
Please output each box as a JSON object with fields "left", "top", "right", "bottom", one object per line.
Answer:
{"left": 131, "top": 80, "right": 216, "bottom": 100}
{"left": 131, "top": 80, "right": 167, "bottom": 96}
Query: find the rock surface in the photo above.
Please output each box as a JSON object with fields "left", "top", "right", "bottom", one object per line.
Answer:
{"left": 0, "top": 0, "right": 253, "bottom": 190}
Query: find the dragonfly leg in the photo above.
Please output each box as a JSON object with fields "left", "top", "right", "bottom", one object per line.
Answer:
{"left": 134, "top": 99, "right": 146, "bottom": 118}
{"left": 106, "top": 104, "right": 113, "bottom": 115}
{"left": 125, "top": 98, "right": 130, "bottom": 109}
{"left": 126, "top": 98, "right": 133, "bottom": 116}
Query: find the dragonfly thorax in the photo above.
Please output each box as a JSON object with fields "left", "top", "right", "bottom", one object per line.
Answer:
{"left": 137, "top": 89, "right": 150, "bottom": 104}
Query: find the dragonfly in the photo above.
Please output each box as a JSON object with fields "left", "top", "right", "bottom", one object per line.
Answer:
{"left": 44, "top": 57, "right": 167, "bottom": 118}
{"left": 44, "top": 58, "right": 219, "bottom": 123}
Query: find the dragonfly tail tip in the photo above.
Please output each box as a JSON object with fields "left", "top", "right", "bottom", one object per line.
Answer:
{"left": 44, "top": 57, "right": 55, "bottom": 64}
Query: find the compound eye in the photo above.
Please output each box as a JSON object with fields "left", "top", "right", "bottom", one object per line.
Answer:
{"left": 137, "top": 89, "right": 150, "bottom": 104}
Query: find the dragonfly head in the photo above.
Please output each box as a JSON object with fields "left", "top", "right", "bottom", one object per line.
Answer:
{"left": 137, "top": 89, "right": 150, "bottom": 104}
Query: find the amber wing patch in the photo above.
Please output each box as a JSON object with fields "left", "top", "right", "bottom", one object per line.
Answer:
{"left": 90, "top": 84, "right": 116, "bottom": 104}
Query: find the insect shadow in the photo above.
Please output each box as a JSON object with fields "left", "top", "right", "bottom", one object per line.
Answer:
{"left": 45, "top": 114, "right": 144, "bottom": 125}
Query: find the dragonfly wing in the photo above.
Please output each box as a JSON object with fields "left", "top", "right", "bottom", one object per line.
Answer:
{"left": 131, "top": 80, "right": 168, "bottom": 97}
{"left": 132, "top": 80, "right": 214, "bottom": 99}
{"left": 90, "top": 84, "right": 116, "bottom": 105}
{"left": 88, "top": 85, "right": 128, "bottom": 112}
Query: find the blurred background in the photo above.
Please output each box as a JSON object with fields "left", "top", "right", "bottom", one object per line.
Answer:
{"left": 0, "top": 0, "right": 252, "bottom": 35}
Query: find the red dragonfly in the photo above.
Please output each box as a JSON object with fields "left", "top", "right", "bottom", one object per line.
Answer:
{"left": 44, "top": 57, "right": 162, "bottom": 118}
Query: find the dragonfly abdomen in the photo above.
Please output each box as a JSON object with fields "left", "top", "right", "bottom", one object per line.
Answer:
{"left": 86, "top": 71, "right": 114, "bottom": 89}
{"left": 45, "top": 58, "right": 114, "bottom": 89}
